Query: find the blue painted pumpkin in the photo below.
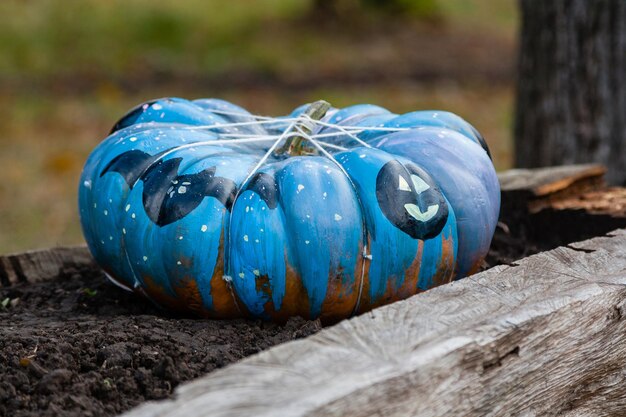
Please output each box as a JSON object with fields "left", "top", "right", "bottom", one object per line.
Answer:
{"left": 79, "top": 98, "right": 499, "bottom": 322}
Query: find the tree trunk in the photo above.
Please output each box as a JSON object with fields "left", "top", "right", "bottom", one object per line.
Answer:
{"left": 515, "top": 0, "right": 626, "bottom": 185}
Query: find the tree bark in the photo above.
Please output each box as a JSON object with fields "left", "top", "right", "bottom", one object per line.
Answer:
{"left": 515, "top": 0, "right": 626, "bottom": 185}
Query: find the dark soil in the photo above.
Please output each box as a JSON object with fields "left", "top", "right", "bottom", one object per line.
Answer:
{"left": 2, "top": 201, "right": 614, "bottom": 417}
{"left": 0, "top": 264, "right": 322, "bottom": 417}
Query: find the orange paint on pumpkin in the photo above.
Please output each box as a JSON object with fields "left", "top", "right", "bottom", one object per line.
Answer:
{"left": 263, "top": 259, "right": 312, "bottom": 321}
{"left": 465, "top": 256, "right": 486, "bottom": 277}
{"left": 208, "top": 228, "right": 247, "bottom": 319}
{"left": 431, "top": 232, "right": 456, "bottom": 286}
{"left": 320, "top": 265, "right": 356, "bottom": 323}
{"left": 171, "top": 276, "right": 208, "bottom": 317}
{"left": 141, "top": 274, "right": 186, "bottom": 312}
{"left": 396, "top": 239, "right": 425, "bottom": 299}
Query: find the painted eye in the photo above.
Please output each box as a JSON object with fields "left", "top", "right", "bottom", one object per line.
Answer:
{"left": 376, "top": 160, "right": 448, "bottom": 240}
{"left": 398, "top": 175, "right": 411, "bottom": 191}
{"left": 410, "top": 175, "right": 430, "bottom": 194}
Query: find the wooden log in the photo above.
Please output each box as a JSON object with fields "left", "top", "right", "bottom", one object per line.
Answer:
{"left": 497, "top": 164, "right": 626, "bottom": 252}
{"left": 122, "top": 229, "right": 626, "bottom": 417}
{"left": 498, "top": 163, "right": 606, "bottom": 198}
{"left": 0, "top": 245, "right": 93, "bottom": 287}
{"left": 498, "top": 163, "right": 626, "bottom": 219}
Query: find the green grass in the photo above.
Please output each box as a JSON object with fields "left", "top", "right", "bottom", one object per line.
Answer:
{"left": 0, "top": 0, "right": 516, "bottom": 79}
{"left": 0, "top": 0, "right": 518, "bottom": 253}
{"left": 0, "top": 0, "right": 308, "bottom": 78}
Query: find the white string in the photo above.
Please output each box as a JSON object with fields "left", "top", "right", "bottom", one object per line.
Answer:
{"left": 237, "top": 119, "right": 300, "bottom": 186}
{"left": 182, "top": 117, "right": 301, "bottom": 131}
{"left": 208, "top": 109, "right": 282, "bottom": 121}
{"left": 186, "top": 109, "right": 412, "bottom": 134}
{"left": 299, "top": 114, "right": 373, "bottom": 148}
{"left": 125, "top": 109, "right": 416, "bottom": 189}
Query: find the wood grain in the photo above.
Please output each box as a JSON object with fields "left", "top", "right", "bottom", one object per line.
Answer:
{"left": 0, "top": 245, "right": 93, "bottom": 287}
{"left": 514, "top": 0, "right": 626, "bottom": 185}
{"left": 498, "top": 164, "right": 606, "bottom": 197}
{"left": 120, "top": 229, "right": 626, "bottom": 417}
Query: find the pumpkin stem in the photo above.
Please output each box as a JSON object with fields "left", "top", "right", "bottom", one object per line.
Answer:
{"left": 278, "top": 100, "right": 331, "bottom": 157}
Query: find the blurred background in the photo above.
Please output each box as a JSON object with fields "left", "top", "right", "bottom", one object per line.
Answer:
{"left": 0, "top": 0, "right": 518, "bottom": 253}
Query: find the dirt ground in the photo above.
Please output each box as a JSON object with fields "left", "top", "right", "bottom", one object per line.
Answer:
{"left": 0, "top": 222, "right": 533, "bottom": 417}
{"left": 0, "top": 262, "right": 322, "bottom": 417}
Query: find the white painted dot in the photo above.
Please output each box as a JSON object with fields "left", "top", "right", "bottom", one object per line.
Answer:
{"left": 109, "top": 198, "right": 113, "bottom": 203}
{"left": 253, "top": 269, "right": 260, "bottom": 276}
{"left": 260, "top": 228, "right": 264, "bottom": 232}
{"left": 245, "top": 206, "right": 250, "bottom": 213}
{"left": 178, "top": 236, "right": 183, "bottom": 240}
{"left": 109, "top": 236, "right": 113, "bottom": 240}
{"left": 103, "top": 210, "right": 108, "bottom": 216}
{"left": 178, "top": 186, "right": 187, "bottom": 194}
{"left": 122, "top": 228, "right": 126, "bottom": 234}
{"left": 182, "top": 181, "right": 191, "bottom": 186}
{"left": 94, "top": 203, "right": 97, "bottom": 208}
{"left": 305, "top": 240, "right": 310, "bottom": 245}
{"left": 125, "top": 204, "right": 131, "bottom": 212}
{"left": 131, "top": 213, "right": 136, "bottom": 219}
{"left": 255, "top": 239, "right": 260, "bottom": 243}
{"left": 201, "top": 225, "right": 208, "bottom": 232}
{"left": 297, "top": 184, "right": 305, "bottom": 192}
{"left": 129, "top": 137, "right": 137, "bottom": 142}
{"left": 334, "top": 213, "right": 342, "bottom": 221}
{"left": 359, "top": 154, "right": 366, "bottom": 158}
{"left": 83, "top": 180, "right": 91, "bottom": 189}
{"left": 323, "top": 192, "right": 327, "bottom": 198}
{"left": 243, "top": 235, "right": 249, "bottom": 242}
{"left": 238, "top": 272, "right": 245, "bottom": 278}
{"left": 143, "top": 256, "right": 148, "bottom": 261}
{"left": 152, "top": 103, "right": 163, "bottom": 110}
{"left": 177, "top": 261, "right": 182, "bottom": 265}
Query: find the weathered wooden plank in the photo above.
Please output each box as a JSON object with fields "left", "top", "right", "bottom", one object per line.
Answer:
{"left": 0, "top": 245, "right": 94, "bottom": 287}
{"left": 536, "top": 187, "right": 626, "bottom": 218}
{"left": 498, "top": 164, "right": 606, "bottom": 197}
{"left": 122, "top": 229, "right": 626, "bottom": 417}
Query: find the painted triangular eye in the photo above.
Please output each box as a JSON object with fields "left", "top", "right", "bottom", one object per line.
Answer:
{"left": 410, "top": 174, "right": 430, "bottom": 194}
{"left": 398, "top": 175, "right": 411, "bottom": 191}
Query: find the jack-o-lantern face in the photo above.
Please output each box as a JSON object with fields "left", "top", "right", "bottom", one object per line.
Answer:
{"left": 375, "top": 160, "right": 448, "bottom": 240}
